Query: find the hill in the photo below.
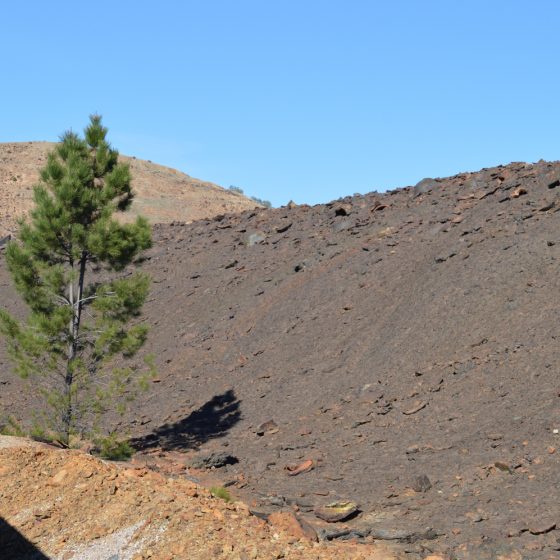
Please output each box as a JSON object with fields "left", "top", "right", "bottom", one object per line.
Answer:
{"left": 0, "top": 142, "right": 261, "bottom": 239}
{"left": 1, "top": 160, "right": 559, "bottom": 558}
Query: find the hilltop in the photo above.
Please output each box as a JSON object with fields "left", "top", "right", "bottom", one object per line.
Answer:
{"left": 1, "top": 160, "right": 560, "bottom": 558}
{"left": 0, "top": 142, "right": 261, "bottom": 239}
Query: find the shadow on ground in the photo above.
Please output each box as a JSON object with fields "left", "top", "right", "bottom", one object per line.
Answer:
{"left": 0, "top": 517, "right": 50, "bottom": 559}
{"left": 131, "top": 389, "right": 241, "bottom": 451}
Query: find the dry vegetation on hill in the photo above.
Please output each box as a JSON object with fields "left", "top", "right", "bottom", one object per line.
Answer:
{"left": 0, "top": 142, "right": 261, "bottom": 239}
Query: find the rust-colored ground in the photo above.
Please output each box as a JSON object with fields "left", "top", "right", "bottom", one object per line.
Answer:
{"left": 0, "top": 436, "right": 403, "bottom": 560}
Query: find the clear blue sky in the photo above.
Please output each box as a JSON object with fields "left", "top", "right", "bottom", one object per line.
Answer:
{"left": 2, "top": 1, "right": 560, "bottom": 207}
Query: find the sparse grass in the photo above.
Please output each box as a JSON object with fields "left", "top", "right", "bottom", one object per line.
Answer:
{"left": 210, "top": 486, "right": 232, "bottom": 502}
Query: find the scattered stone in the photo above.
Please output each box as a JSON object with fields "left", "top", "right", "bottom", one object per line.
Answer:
{"left": 275, "top": 223, "right": 292, "bottom": 234}
{"left": 411, "top": 474, "right": 432, "bottom": 493}
{"left": 317, "top": 527, "right": 365, "bottom": 541}
{"left": 268, "top": 511, "right": 318, "bottom": 542}
{"left": 371, "top": 202, "right": 388, "bottom": 212}
{"left": 377, "top": 226, "right": 395, "bottom": 238}
{"left": 314, "top": 501, "right": 359, "bottom": 523}
{"left": 260, "top": 495, "right": 287, "bottom": 507}
{"left": 350, "top": 419, "right": 371, "bottom": 429}
{"left": 528, "top": 520, "right": 556, "bottom": 535}
{"left": 465, "top": 511, "right": 485, "bottom": 523}
{"left": 255, "top": 419, "right": 278, "bottom": 436}
{"left": 540, "top": 200, "right": 557, "bottom": 212}
{"left": 246, "top": 231, "right": 266, "bottom": 246}
{"left": 285, "top": 459, "right": 314, "bottom": 476}
{"left": 510, "top": 187, "right": 527, "bottom": 198}
{"left": 435, "top": 252, "right": 457, "bottom": 263}
{"left": 413, "top": 178, "right": 438, "bottom": 197}
{"left": 402, "top": 401, "right": 428, "bottom": 415}
{"left": 248, "top": 509, "right": 270, "bottom": 521}
{"left": 506, "top": 525, "right": 527, "bottom": 538}
{"left": 333, "top": 204, "right": 351, "bottom": 216}
{"left": 367, "top": 526, "right": 438, "bottom": 543}
{"left": 190, "top": 452, "right": 238, "bottom": 469}
{"left": 332, "top": 218, "right": 354, "bottom": 233}
{"left": 494, "top": 461, "right": 512, "bottom": 474}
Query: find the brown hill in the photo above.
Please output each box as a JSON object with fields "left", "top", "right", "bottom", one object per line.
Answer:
{"left": 1, "top": 161, "right": 560, "bottom": 558}
{"left": 0, "top": 141, "right": 260, "bottom": 239}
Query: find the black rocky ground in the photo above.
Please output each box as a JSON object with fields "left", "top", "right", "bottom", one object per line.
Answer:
{"left": 2, "top": 161, "right": 560, "bottom": 558}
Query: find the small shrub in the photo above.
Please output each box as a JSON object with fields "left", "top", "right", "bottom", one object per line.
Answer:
{"left": 251, "top": 196, "right": 272, "bottom": 208}
{"left": 210, "top": 486, "right": 232, "bottom": 502}
{"left": 95, "top": 433, "right": 134, "bottom": 461}
{"left": 30, "top": 421, "right": 57, "bottom": 443}
{"left": 0, "top": 416, "right": 25, "bottom": 437}
{"left": 0, "top": 416, "right": 57, "bottom": 443}
{"left": 228, "top": 185, "right": 244, "bottom": 194}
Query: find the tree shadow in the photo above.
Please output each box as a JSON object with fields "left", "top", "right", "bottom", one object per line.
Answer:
{"left": 131, "top": 389, "right": 241, "bottom": 452}
{"left": 0, "top": 517, "right": 50, "bottom": 559}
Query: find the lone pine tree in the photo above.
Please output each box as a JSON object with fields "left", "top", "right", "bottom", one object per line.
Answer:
{"left": 0, "top": 115, "right": 153, "bottom": 447}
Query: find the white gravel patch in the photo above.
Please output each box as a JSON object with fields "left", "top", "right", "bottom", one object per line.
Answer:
{"left": 57, "top": 522, "right": 143, "bottom": 560}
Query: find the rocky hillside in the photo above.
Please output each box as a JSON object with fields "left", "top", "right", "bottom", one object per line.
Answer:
{"left": 0, "top": 142, "right": 261, "bottom": 239}
{"left": 0, "top": 436, "right": 401, "bottom": 560}
{"left": 1, "top": 160, "right": 560, "bottom": 558}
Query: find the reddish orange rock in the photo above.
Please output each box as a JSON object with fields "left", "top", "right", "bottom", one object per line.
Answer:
{"left": 47, "top": 469, "right": 68, "bottom": 486}
{"left": 267, "top": 511, "right": 317, "bottom": 542}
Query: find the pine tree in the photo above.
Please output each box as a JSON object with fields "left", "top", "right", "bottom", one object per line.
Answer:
{"left": 0, "top": 115, "right": 153, "bottom": 447}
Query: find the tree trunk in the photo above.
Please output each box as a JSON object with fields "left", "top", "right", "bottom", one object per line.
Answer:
{"left": 61, "top": 252, "right": 87, "bottom": 446}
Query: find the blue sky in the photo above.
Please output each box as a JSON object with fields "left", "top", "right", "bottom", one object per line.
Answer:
{"left": 2, "top": 1, "right": 560, "bottom": 207}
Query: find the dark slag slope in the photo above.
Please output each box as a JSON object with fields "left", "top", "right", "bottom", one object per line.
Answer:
{"left": 1, "top": 161, "right": 560, "bottom": 556}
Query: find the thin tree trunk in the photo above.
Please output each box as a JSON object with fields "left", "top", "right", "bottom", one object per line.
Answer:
{"left": 62, "top": 251, "right": 87, "bottom": 446}
{"left": 62, "top": 257, "right": 74, "bottom": 447}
